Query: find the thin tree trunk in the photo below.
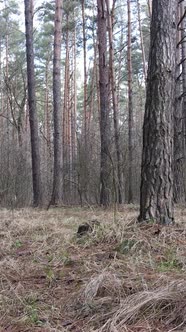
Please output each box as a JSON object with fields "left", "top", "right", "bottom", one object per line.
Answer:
{"left": 16, "top": 81, "right": 26, "bottom": 149}
{"left": 139, "top": 0, "right": 177, "bottom": 224}
{"left": 147, "top": 0, "right": 152, "bottom": 17}
{"left": 72, "top": 52, "right": 77, "bottom": 190}
{"left": 180, "top": 1, "right": 186, "bottom": 193}
{"left": 127, "top": 0, "right": 134, "bottom": 203}
{"left": 117, "top": 29, "right": 123, "bottom": 119}
{"left": 82, "top": 0, "right": 87, "bottom": 145}
{"left": 137, "top": 0, "right": 147, "bottom": 82}
{"left": 67, "top": 51, "right": 73, "bottom": 201}
{"left": 45, "top": 55, "right": 52, "bottom": 159}
{"left": 63, "top": 16, "right": 70, "bottom": 200}
{"left": 24, "top": 0, "right": 42, "bottom": 206}
{"left": 51, "top": 0, "right": 63, "bottom": 205}
{"left": 173, "top": 4, "right": 185, "bottom": 203}
{"left": 106, "top": 0, "right": 123, "bottom": 204}
{"left": 0, "top": 39, "right": 4, "bottom": 145}
{"left": 71, "top": 21, "right": 77, "bottom": 202}
{"left": 88, "top": 45, "right": 97, "bottom": 132}
{"left": 5, "top": 2, "right": 10, "bottom": 177}
{"left": 95, "top": 37, "right": 100, "bottom": 116}
{"left": 97, "top": 0, "right": 111, "bottom": 206}
{"left": 44, "top": 55, "right": 52, "bottom": 194}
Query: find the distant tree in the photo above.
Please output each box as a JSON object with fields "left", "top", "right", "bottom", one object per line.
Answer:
{"left": 61, "top": 1, "right": 79, "bottom": 203}
{"left": 51, "top": 0, "right": 63, "bottom": 205}
{"left": 81, "top": 0, "right": 87, "bottom": 145}
{"left": 137, "top": 0, "right": 147, "bottom": 82}
{"left": 127, "top": 0, "right": 134, "bottom": 203}
{"left": 106, "top": 0, "right": 123, "bottom": 204}
{"left": 24, "top": 0, "right": 42, "bottom": 206}
{"left": 139, "top": 0, "right": 177, "bottom": 224}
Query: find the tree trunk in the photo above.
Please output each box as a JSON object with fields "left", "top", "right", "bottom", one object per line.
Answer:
{"left": 5, "top": 3, "right": 10, "bottom": 179}
{"left": 97, "top": 0, "right": 111, "bottom": 206}
{"left": 51, "top": 0, "right": 63, "bottom": 205}
{"left": 24, "top": 0, "right": 42, "bottom": 206}
{"left": 127, "top": 0, "right": 134, "bottom": 203}
{"left": 82, "top": 0, "right": 87, "bottom": 145}
{"left": 106, "top": 0, "right": 123, "bottom": 204}
{"left": 45, "top": 55, "right": 52, "bottom": 159}
{"left": 71, "top": 20, "right": 77, "bottom": 202}
{"left": 173, "top": 4, "right": 185, "bottom": 203}
{"left": 147, "top": 0, "right": 152, "bottom": 17}
{"left": 180, "top": 0, "right": 186, "bottom": 195}
{"left": 117, "top": 29, "right": 124, "bottom": 124}
{"left": 137, "top": 0, "right": 147, "bottom": 82}
{"left": 139, "top": 0, "right": 177, "bottom": 224}
{"left": 62, "top": 15, "right": 70, "bottom": 201}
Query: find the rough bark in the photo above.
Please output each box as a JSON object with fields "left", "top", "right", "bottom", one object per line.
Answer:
{"left": 51, "top": 0, "right": 63, "bottom": 205}
{"left": 97, "top": 0, "right": 111, "bottom": 206}
{"left": 24, "top": 0, "right": 42, "bottom": 206}
{"left": 139, "top": 0, "right": 177, "bottom": 224}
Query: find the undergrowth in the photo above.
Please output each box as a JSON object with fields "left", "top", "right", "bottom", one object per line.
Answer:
{"left": 0, "top": 206, "right": 185, "bottom": 332}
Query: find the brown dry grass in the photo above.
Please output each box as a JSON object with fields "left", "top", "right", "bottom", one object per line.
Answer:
{"left": 0, "top": 205, "right": 186, "bottom": 332}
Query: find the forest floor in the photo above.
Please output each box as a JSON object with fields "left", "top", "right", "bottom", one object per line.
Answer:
{"left": 0, "top": 205, "right": 186, "bottom": 332}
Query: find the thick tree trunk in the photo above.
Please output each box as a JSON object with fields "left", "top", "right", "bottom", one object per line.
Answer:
{"left": 51, "top": 0, "right": 63, "bottom": 205}
{"left": 139, "top": 0, "right": 177, "bottom": 224}
{"left": 24, "top": 0, "right": 42, "bottom": 206}
{"left": 97, "top": 0, "right": 111, "bottom": 206}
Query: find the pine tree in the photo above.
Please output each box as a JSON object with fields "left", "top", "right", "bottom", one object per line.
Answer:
{"left": 51, "top": 0, "right": 63, "bottom": 205}
{"left": 97, "top": 0, "right": 111, "bottom": 206}
{"left": 139, "top": 0, "right": 177, "bottom": 224}
{"left": 24, "top": 0, "right": 42, "bottom": 206}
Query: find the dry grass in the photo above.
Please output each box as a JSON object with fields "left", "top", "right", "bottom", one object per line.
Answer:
{"left": 0, "top": 205, "right": 186, "bottom": 332}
